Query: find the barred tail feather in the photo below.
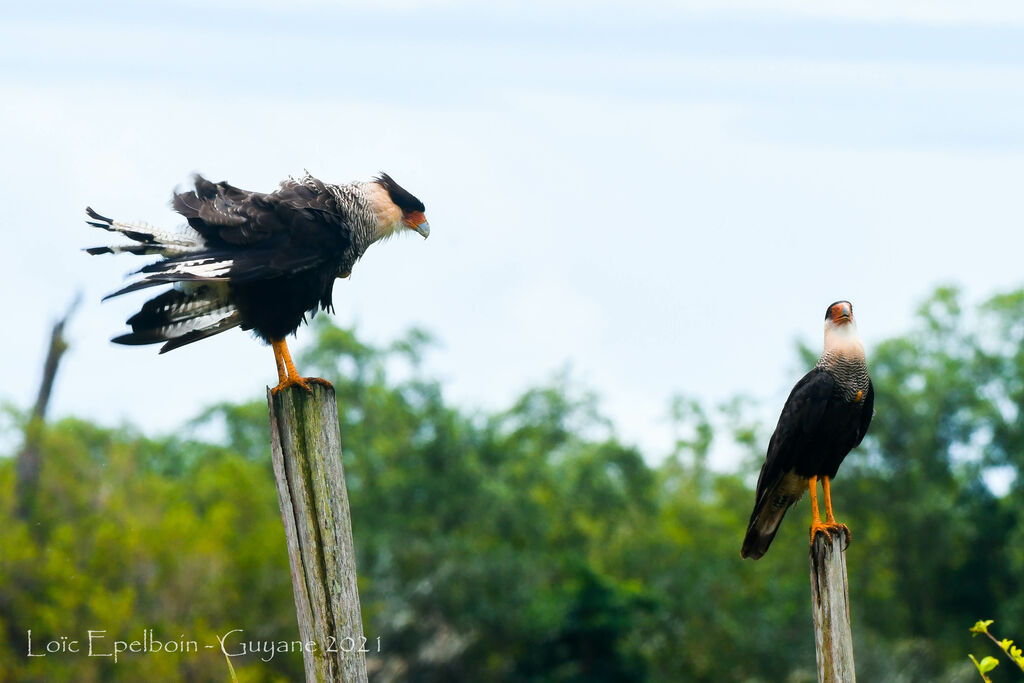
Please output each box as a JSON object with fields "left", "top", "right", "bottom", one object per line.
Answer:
{"left": 84, "top": 206, "right": 204, "bottom": 257}
{"left": 112, "top": 285, "right": 242, "bottom": 353}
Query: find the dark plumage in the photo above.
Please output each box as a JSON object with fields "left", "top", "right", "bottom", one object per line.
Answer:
{"left": 374, "top": 172, "right": 426, "bottom": 214}
{"left": 741, "top": 301, "right": 874, "bottom": 560}
{"left": 87, "top": 172, "right": 430, "bottom": 391}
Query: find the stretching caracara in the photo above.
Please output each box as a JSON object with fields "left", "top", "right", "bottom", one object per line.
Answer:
{"left": 741, "top": 301, "right": 874, "bottom": 560}
{"left": 86, "top": 172, "right": 429, "bottom": 393}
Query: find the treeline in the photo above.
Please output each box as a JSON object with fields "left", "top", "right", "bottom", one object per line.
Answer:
{"left": 0, "top": 285, "right": 1021, "bottom": 682}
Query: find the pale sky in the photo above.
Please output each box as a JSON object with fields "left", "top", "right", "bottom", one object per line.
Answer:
{"left": 2, "top": 1, "right": 1023, "bottom": 463}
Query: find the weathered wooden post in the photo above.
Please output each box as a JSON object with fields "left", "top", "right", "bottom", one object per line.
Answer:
{"left": 268, "top": 383, "right": 368, "bottom": 683}
{"left": 809, "top": 530, "right": 855, "bottom": 683}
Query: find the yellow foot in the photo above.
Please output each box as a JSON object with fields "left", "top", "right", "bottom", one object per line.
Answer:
{"left": 270, "top": 376, "right": 334, "bottom": 395}
{"left": 809, "top": 521, "right": 852, "bottom": 550}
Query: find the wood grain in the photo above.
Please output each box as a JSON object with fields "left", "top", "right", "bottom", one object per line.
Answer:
{"left": 809, "top": 530, "right": 856, "bottom": 682}
{"left": 269, "top": 383, "right": 368, "bottom": 683}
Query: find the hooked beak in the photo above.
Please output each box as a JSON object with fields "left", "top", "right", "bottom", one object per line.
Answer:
{"left": 833, "top": 302, "right": 852, "bottom": 324}
{"left": 403, "top": 211, "right": 430, "bottom": 239}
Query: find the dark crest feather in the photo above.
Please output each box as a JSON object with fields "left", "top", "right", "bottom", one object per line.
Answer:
{"left": 374, "top": 173, "right": 425, "bottom": 213}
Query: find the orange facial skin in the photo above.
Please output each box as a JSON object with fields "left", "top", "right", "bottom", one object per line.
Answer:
{"left": 403, "top": 211, "right": 427, "bottom": 229}
{"left": 830, "top": 301, "right": 852, "bottom": 325}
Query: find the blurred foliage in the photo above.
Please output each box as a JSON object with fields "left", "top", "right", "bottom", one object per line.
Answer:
{"left": 0, "top": 284, "right": 1022, "bottom": 681}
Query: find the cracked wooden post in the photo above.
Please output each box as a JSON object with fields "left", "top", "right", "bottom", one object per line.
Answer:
{"left": 809, "top": 531, "right": 856, "bottom": 683}
{"left": 268, "top": 383, "right": 368, "bottom": 683}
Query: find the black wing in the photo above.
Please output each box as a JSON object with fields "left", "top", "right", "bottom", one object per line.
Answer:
{"left": 170, "top": 175, "right": 352, "bottom": 276}
{"left": 752, "top": 368, "right": 834, "bottom": 499}
{"left": 106, "top": 175, "right": 354, "bottom": 298}
{"left": 853, "top": 379, "right": 874, "bottom": 447}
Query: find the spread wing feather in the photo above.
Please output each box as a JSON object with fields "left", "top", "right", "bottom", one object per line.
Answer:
{"left": 88, "top": 174, "right": 357, "bottom": 349}
{"left": 92, "top": 175, "right": 355, "bottom": 297}
{"left": 109, "top": 285, "right": 242, "bottom": 353}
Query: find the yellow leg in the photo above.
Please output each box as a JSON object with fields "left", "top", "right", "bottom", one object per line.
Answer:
{"left": 808, "top": 476, "right": 828, "bottom": 545}
{"left": 823, "top": 476, "right": 836, "bottom": 523}
{"left": 809, "top": 475, "right": 851, "bottom": 548}
{"left": 271, "top": 339, "right": 288, "bottom": 386}
{"left": 278, "top": 338, "right": 302, "bottom": 382}
{"left": 269, "top": 338, "right": 333, "bottom": 395}
{"left": 822, "top": 476, "right": 851, "bottom": 546}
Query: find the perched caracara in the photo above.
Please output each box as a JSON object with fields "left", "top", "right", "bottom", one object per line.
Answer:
{"left": 741, "top": 301, "right": 874, "bottom": 560}
{"left": 87, "top": 172, "right": 429, "bottom": 393}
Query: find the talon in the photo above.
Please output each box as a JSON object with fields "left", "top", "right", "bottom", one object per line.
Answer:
{"left": 809, "top": 521, "right": 831, "bottom": 546}
{"left": 268, "top": 338, "right": 332, "bottom": 395}
{"left": 807, "top": 476, "right": 852, "bottom": 550}
{"left": 809, "top": 521, "right": 851, "bottom": 549}
{"left": 830, "top": 522, "right": 852, "bottom": 549}
{"left": 271, "top": 375, "right": 312, "bottom": 395}
{"left": 819, "top": 476, "right": 851, "bottom": 549}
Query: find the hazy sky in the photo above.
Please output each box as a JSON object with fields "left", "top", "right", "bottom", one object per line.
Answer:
{"left": 2, "top": 1, "right": 1023, "bottom": 463}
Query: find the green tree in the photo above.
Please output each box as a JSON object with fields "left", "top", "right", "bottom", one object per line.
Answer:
{"left": 1, "top": 285, "right": 1021, "bottom": 681}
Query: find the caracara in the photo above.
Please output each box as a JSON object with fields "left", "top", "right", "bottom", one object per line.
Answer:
{"left": 86, "top": 172, "right": 429, "bottom": 393}
{"left": 741, "top": 301, "right": 874, "bottom": 560}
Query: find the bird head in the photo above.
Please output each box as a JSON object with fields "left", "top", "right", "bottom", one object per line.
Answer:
{"left": 826, "top": 300, "right": 853, "bottom": 327}
{"left": 370, "top": 173, "right": 429, "bottom": 240}
{"left": 823, "top": 300, "right": 864, "bottom": 357}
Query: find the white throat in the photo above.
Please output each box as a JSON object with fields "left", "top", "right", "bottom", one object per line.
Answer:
{"left": 360, "top": 182, "right": 404, "bottom": 242}
{"left": 823, "top": 321, "right": 865, "bottom": 359}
